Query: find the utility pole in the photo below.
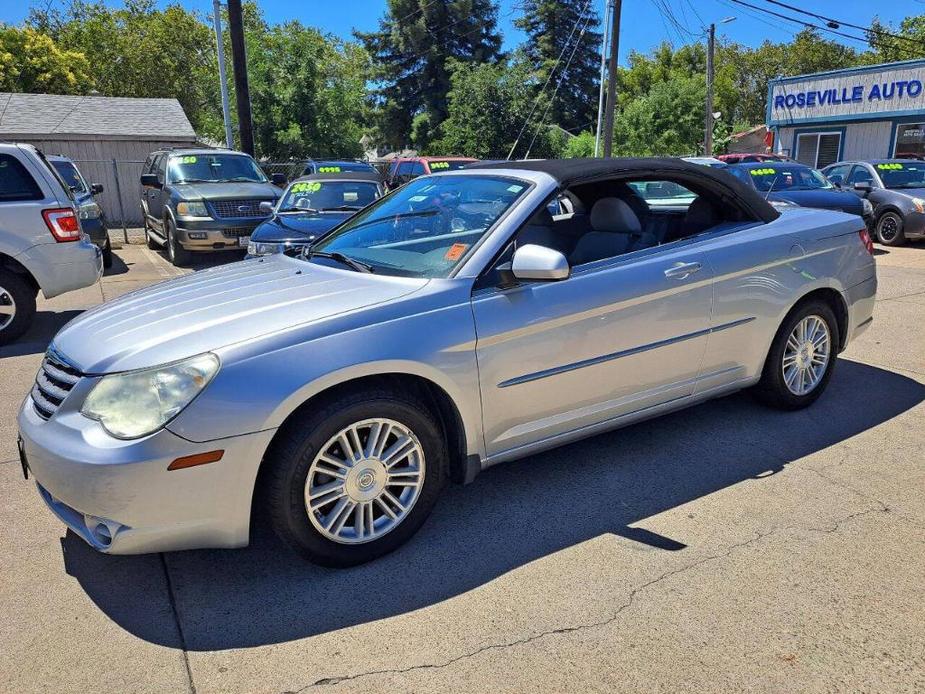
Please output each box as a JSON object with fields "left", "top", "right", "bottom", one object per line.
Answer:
{"left": 212, "top": 0, "right": 234, "bottom": 149}
{"left": 594, "top": 0, "right": 612, "bottom": 157}
{"left": 704, "top": 23, "right": 715, "bottom": 156}
{"left": 226, "top": 0, "right": 254, "bottom": 155}
{"left": 602, "top": 0, "right": 622, "bottom": 158}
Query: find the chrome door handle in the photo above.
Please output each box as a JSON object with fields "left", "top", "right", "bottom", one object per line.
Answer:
{"left": 664, "top": 262, "right": 702, "bottom": 280}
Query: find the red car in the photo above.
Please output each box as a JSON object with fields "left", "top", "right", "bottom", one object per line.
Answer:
{"left": 716, "top": 153, "right": 791, "bottom": 165}
{"left": 385, "top": 156, "right": 477, "bottom": 189}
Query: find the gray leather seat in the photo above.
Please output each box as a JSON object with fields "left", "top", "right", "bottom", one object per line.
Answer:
{"left": 679, "top": 197, "right": 720, "bottom": 238}
{"left": 515, "top": 208, "right": 568, "bottom": 254}
{"left": 569, "top": 198, "right": 643, "bottom": 265}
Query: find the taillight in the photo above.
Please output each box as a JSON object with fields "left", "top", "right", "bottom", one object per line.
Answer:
{"left": 42, "top": 207, "right": 81, "bottom": 242}
{"left": 858, "top": 228, "right": 874, "bottom": 255}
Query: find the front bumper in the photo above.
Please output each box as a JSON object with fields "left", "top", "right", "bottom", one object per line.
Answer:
{"left": 174, "top": 216, "right": 268, "bottom": 252}
{"left": 14, "top": 236, "right": 102, "bottom": 299}
{"left": 18, "top": 394, "right": 276, "bottom": 554}
{"left": 901, "top": 209, "right": 925, "bottom": 239}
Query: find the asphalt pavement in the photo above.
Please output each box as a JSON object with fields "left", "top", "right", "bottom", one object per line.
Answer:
{"left": 1, "top": 243, "right": 923, "bottom": 693}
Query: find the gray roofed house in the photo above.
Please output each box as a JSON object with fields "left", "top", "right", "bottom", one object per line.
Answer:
{"left": 0, "top": 92, "right": 199, "bottom": 227}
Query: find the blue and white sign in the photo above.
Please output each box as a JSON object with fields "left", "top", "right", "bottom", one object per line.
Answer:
{"left": 768, "top": 60, "right": 925, "bottom": 126}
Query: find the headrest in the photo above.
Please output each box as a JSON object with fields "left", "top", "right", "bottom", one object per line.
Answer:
{"left": 684, "top": 196, "right": 719, "bottom": 228}
{"left": 590, "top": 197, "right": 641, "bottom": 234}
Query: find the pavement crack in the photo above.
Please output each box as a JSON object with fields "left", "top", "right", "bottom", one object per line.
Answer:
{"left": 293, "top": 531, "right": 775, "bottom": 691}
{"left": 159, "top": 553, "right": 197, "bottom": 694}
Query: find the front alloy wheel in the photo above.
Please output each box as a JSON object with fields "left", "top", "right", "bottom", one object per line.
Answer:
{"left": 876, "top": 211, "right": 905, "bottom": 246}
{"left": 265, "top": 388, "right": 447, "bottom": 566}
{"left": 305, "top": 418, "right": 425, "bottom": 544}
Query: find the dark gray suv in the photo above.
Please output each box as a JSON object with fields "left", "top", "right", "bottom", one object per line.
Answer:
{"left": 823, "top": 159, "right": 925, "bottom": 246}
{"left": 140, "top": 148, "right": 285, "bottom": 265}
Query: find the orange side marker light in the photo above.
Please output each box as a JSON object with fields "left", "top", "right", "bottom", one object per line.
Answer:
{"left": 168, "top": 450, "right": 224, "bottom": 471}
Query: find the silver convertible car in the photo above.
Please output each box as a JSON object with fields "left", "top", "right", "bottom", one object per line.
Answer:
{"left": 17, "top": 159, "right": 877, "bottom": 566}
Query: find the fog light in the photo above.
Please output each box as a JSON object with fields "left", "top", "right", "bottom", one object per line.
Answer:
{"left": 187, "top": 231, "right": 207, "bottom": 240}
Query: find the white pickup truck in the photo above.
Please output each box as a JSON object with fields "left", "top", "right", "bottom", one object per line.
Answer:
{"left": 0, "top": 143, "right": 103, "bottom": 345}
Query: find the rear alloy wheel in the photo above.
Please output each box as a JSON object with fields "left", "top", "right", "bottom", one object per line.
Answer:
{"left": 265, "top": 389, "right": 448, "bottom": 566}
{"left": 754, "top": 300, "right": 838, "bottom": 410}
{"left": 0, "top": 269, "right": 36, "bottom": 346}
{"left": 876, "top": 211, "right": 905, "bottom": 246}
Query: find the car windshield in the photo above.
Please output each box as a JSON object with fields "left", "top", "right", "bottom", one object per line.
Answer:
{"left": 427, "top": 160, "right": 472, "bottom": 172}
{"left": 167, "top": 153, "right": 267, "bottom": 184}
{"left": 876, "top": 162, "right": 925, "bottom": 189}
{"left": 310, "top": 161, "right": 376, "bottom": 174}
{"left": 745, "top": 166, "right": 833, "bottom": 192}
{"left": 50, "top": 160, "right": 87, "bottom": 193}
{"left": 309, "top": 174, "right": 529, "bottom": 278}
{"left": 278, "top": 180, "right": 380, "bottom": 212}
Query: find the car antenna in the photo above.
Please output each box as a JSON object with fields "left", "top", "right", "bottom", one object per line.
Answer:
{"left": 765, "top": 172, "right": 779, "bottom": 201}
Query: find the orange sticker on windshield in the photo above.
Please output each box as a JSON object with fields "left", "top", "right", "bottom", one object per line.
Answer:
{"left": 445, "top": 243, "right": 469, "bottom": 261}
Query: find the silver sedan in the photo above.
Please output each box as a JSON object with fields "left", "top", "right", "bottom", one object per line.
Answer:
{"left": 18, "top": 158, "right": 877, "bottom": 566}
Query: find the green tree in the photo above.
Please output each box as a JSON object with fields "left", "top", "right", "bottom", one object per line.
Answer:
{"left": 612, "top": 74, "right": 705, "bottom": 156}
{"left": 562, "top": 130, "right": 596, "bottom": 157}
{"left": 357, "top": 0, "right": 503, "bottom": 151}
{"left": 514, "top": 0, "right": 601, "bottom": 133}
{"left": 866, "top": 15, "right": 925, "bottom": 63}
{"left": 430, "top": 54, "right": 564, "bottom": 159}
{"left": 0, "top": 26, "right": 93, "bottom": 93}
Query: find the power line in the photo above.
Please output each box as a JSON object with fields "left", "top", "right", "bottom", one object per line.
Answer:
{"left": 759, "top": 0, "right": 925, "bottom": 51}
{"left": 727, "top": 0, "right": 922, "bottom": 59}
{"left": 507, "top": 0, "right": 595, "bottom": 159}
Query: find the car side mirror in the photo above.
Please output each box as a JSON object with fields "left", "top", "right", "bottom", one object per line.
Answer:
{"left": 141, "top": 173, "right": 161, "bottom": 188}
{"left": 853, "top": 182, "right": 872, "bottom": 193}
{"left": 507, "top": 244, "right": 570, "bottom": 283}
{"left": 271, "top": 173, "right": 287, "bottom": 187}
{"left": 90, "top": 183, "right": 104, "bottom": 195}
{"left": 259, "top": 201, "right": 275, "bottom": 214}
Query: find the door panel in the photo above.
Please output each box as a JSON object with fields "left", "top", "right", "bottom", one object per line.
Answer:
{"left": 472, "top": 246, "right": 714, "bottom": 456}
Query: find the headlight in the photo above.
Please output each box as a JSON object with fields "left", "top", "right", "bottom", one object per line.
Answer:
{"left": 247, "top": 241, "right": 301, "bottom": 256}
{"left": 912, "top": 197, "right": 925, "bottom": 214}
{"left": 862, "top": 198, "right": 873, "bottom": 215}
{"left": 78, "top": 202, "right": 101, "bottom": 220}
{"left": 81, "top": 353, "right": 220, "bottom": 439}
{"left": 176, "top": 200, "right": 210, "bottom": 218}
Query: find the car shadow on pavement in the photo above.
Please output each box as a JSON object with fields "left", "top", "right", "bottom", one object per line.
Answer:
{"left": 62, "top": 359, "right": 925, "bottom": 651}
{"left": 0, "top": 310, "right": 83, "bottom": 358}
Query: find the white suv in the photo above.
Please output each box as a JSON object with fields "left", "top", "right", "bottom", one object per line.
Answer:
{"left": 0, "top": 143, "right": 103, "bottom": 345}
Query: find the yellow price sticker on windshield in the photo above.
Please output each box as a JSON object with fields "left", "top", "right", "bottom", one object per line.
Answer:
{"left": 749, "top": 167, "right": 776, "bottom": 176}
{"left": 291, "top": 182, "right": 322, "bottom": 193}
{"left": 318, "top": 166, "right": 341, "bottom": 173}
{"left": 876, "top": 163, "right": 904, "bottom": 170}
{"left": 177, "top": 156, "right": 197, "bottom": 164}
{"left": 430, "top": 162, "right": 451, "bottom": 170}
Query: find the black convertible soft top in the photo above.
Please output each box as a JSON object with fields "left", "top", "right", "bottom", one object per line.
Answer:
{"left": 473, "top": 157, "right": 780, "bottom": 223}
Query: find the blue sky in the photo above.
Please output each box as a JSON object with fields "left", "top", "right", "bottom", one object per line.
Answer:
{"left": 2, "top": 0, "right": 918, "bottom": 63}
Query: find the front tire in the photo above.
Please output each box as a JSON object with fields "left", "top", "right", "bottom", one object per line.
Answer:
{"left": 876, "top": 211, "right": 905, "bottom": 246}
{"left": 754, "top": 300, "right": 839, "bottom": 411}
{"left": 165, "top": 217, "right": 192, "bottom": 266}
{"left": 264, "top": 388, "right": 448, "bottom": 567}
{"left": 0, "top": 269, "right": 37, "bottom": 346}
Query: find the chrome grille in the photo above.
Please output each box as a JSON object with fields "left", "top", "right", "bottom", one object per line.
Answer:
{"left": 32, "top": 351, "right": 82, "bottom": 420}
{"left": 209, "top": 199, "right": 269, "bottom": 219}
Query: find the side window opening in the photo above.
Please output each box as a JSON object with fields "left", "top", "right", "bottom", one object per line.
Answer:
{"left": 0, "top": 153, "right": 44, "bottom": 202}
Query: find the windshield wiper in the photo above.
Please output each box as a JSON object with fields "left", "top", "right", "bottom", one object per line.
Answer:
{"left": 277, "top": 206, "right": 319, "bottom": 214}
{"left": 304, "top": 249, "right": 374, "bottom": 273}
{"left": 174, "top": 178, "right": 214, "bottom": 184}
{"left": 226, "top": 176, "right": 262, "bottom": 182}
{"left": 321, "top": 205, "right": 363, "bottom": 211}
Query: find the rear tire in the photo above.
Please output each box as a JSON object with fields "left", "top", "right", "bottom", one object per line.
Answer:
{"left": 0, "top": 270, "right": 37, "bottom": 346}
{"left": 264, "top": 388, "right": 448, "bottom": 567}
{"left": 753, "top": 300, "right": 839, "bottom": 411}
{"left": 165, "top": 217, "right": 192, "bottom": 266}
{"left": 876, "top": 211, "right": 905, "bottom": 246}
{"left": 102, "top": 237, "right": 113, "bottom": 269}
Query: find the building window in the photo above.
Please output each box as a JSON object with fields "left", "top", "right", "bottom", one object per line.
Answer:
{"left": 894, "top": 123, "right": 925, "bottom": 159}
{"left": 795, "top": 132, "right": 841, "bottom": 168}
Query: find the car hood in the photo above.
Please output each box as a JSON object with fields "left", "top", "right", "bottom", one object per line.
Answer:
{"left": 175, "top": 181, "right": 280, "bottom": 200}
{"left": 884, "top": 186, "right": 925, "bottom": 199}
{"left": 250, "top": 212, "right": 351, "bottom": 243}
{"left": 51, "top": 257, "right": 427, "bottom": 374}
{"left": 773, "top": 189, "right": 864, "bottom": 214}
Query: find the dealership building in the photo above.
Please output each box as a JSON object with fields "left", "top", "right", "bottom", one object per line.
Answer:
{"left": 767, "top": 59, "right": 925, "bottom": 168}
